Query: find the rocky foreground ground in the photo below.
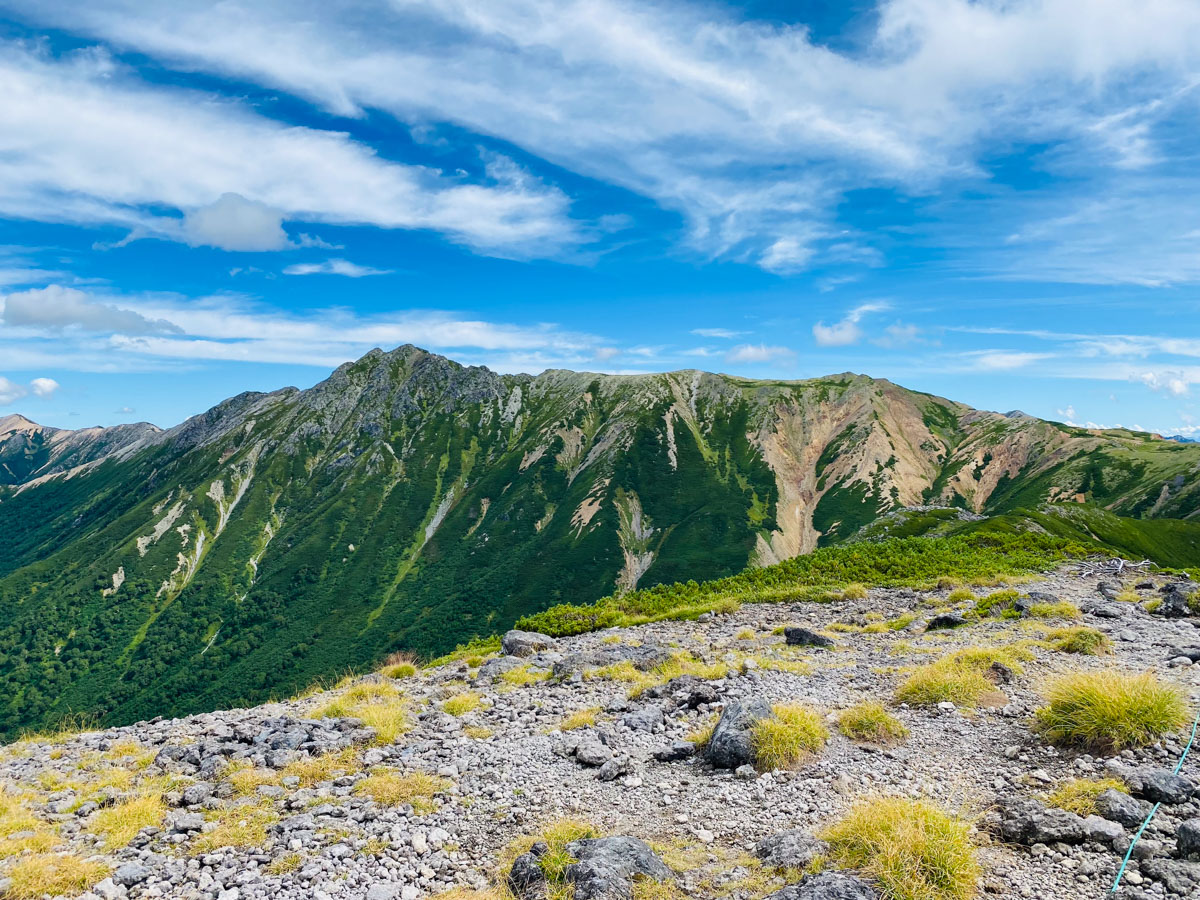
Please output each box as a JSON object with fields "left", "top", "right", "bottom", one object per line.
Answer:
{"left": 2, "top": 565, "right": 1200, "bottom": 900}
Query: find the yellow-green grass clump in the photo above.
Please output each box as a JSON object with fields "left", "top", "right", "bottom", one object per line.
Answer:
{"left": 501, "top": 820, "right": 602, "bottom": 893}
{"left": 840, "top": 583, "right": 869, "bottom": 601}
{"left": 560, "top": 707, "right": 601, "bottom": 731}
{"left": 280, "top": 747, "right": 362, "bottom": 787}
{"left": 225, "top": 760, "right": 282, "bottom": 796}
{"left": 3, "top": 853, "right": 109, "bottom": 900}
{"left": 895, "top": 645, "right": 1027, "bottom": 707}
{"left": 685, "top": 714, "right": 719, "bottom": 749}
{"left": 1047, "top": 778, "right": 1128, "bottom": 816}
{"left": 591, "top": 652, "right": 729, "bottom": 699}
{"left": 837, "top": 702, "right": 909, "bottom": 745}
{"left": 1045, "top": 626, "right": 1111, "bottom": 656}
{"left": 266, "top": 852, "right": 304, "bottom": 875}
{"left": 353, "top": 770, "right": 452, "bottom": 812}
{"left": 443, "top": 692, "right": 483, "bottom": 716}
{"left": 0, "top": 793, "right": 59, "bottom": 858}
{"left": 463, "top": 725, "right": 494, "bottom": 740}
{"left": 313, "top": 681, "right": 411, "bottom": 744}
{"left": 87, "top": 793, "right": 167, "bottom": 849}
{"left": 499, "top": 665, "right": 552, "bottom": 687}
{"left": 822, "top": 797, "right": 978, "bottom": 900}
{"left": 192, "top": 801, "right": 280, "bottom": 853}
{"left": 751, "top": 704, "right": 828, "bottom": 770}
{"left": 1034, "top": 669, "right": 1190, "bottom": 752}
{"left": 1028, "top": 600, "right": 1081, "bottom": 619}
{"left": 946, "top": 588, "right": 976, "bottom": 605}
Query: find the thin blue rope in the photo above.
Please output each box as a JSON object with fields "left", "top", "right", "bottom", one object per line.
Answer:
{"left": 1110, "top": 709, "right": 1200, "bottom": 893}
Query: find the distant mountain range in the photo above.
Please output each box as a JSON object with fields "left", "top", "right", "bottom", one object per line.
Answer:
{"left": 1166, "top": 435, "right": 1200, "bottom": 443}
{"left": 2, "top": 344, "right": 1198, "bottom": 736}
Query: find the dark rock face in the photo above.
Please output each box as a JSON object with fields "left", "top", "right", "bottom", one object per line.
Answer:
{"left": 619, "top": 705, "right": 664, "bottom": 732}
{"left": 755, "top": 829, "right": 828, "bottom": 870}
{"left": 996, "top": 797, "right": 1087, "bottom": 845}
{"left": 653, "top": 741, "right": 696, "bottom": 762}
{"left": 766, "top": 871, "right": 879, "bottom": 900}
{"left": 1139, "top": 858, "right": 1200, "bottom": 896}
{"left": 1129, "top": 769, "right": 1196, "bottom": 805}
{"left": 1094, "top": 789, "right": 1152, "bottom": 828}
{"left": 926, "top": 614, "right": 968, "bottom": 631}
{"left": 563, "top": 836, "right": 672, "bottom": 900}
{"left": 502, "top": 630, "right": 558, "bottom": 657}
{"left": 1177, "top": 819, "right": 1200, "bottom": 860}
{"left": 784, "top": 627, "right": 835, "bottom": 649}
{"left": 1154, "top": 584, "right": 1197, "bottom": 618}
{"left": 643, "top": 675, "right": 720, "bottom": 709}
{"left": 704, "top": 698, "right": 774, "bottom": 770}
{"left": 508, "top": 851, "right": 548, "bottom": 900}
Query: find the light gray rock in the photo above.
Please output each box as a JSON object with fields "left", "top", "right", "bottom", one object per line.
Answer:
{"left": 766, "top": 872, "right": 879, "bottom": 900}
{"left": 502, "top": 630, "right": 558, "bottom": 658}
{"left": 756, "top": 830, "right": 828, "bottom": 870}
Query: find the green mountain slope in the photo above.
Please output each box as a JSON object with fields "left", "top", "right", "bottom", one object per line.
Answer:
{"left": 1, "top": 345, "right": 1198, "bottom": 737}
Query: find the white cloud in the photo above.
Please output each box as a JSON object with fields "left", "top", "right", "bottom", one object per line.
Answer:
{"left": 725, "top": 343, "right": 794, "bottom": 364}
{"left": 0, "top": 42, "right": 580, "bottom": 259}
{"left": 812, "top": 302, "right": 889, "bottom": 347}
{"left": 30, "top": 377, "right": 59, "bottom": 397}
{"left": 181, "top": 193, "right": 291, "bottom": 251}
{"left": 0, "top": 374, "right": 60, "bottom": 405}
{"left": 873, "top": 322, "right": 921, "bottom": 347}
{"left": 2, "top": 285, "right": 182, "bottom": 334}
{"left": 282, "top": 258, "right": 392, "bottom": 277}
{"left": 1138, "top": 370, "right": 1190, "bottom": 396}
{"left": 592, "top": 347, "right": 621, "bottom": 361}
{"left": 18, "top": 0, "right": 1200, "bottom": 275}
{"left": 690, "top": 328, "right": 746, "bottom": 339}
{"left": 971, "top": 351, "right": 1050, "bottom": 371}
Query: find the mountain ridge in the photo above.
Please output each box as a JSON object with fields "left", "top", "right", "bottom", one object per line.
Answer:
{"left": 1, "top": 344, "right": 1198, "bottom": 736}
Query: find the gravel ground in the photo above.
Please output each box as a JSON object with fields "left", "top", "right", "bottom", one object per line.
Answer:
{"left": 2, "top": 565, "right": 1199, "bottom": 900}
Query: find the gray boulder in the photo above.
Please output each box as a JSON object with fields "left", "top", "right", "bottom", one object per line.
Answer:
{"left": 766, "top": 872, "right": 878, "bottom": 900}
{"left": 784, "top": 627, "right": 834, "bottom": 649}
{"left": 756, "top": 829, "right": 828, "bottom": 870}
{"left": 564, "top": 836, "right": 672, "bottom": 900}
{"left": 113, "top": 863, "right": 151, "bottom": 887}
{"left": 478, "top": 655, "right": 526, "bottom": 682}
{"left": 1177, "top": 818, "right": 1200, "bottom": 860}
{"left": 502, "top": 630, "right": 558, "bottom": 657}
{"left": 1155, "top": 584, "right": 1197, "bottom": 618}
{"left": 653, "top": 741, "right": 696, "bottom": 762}
{"left": 574, "top": 731, "right": 613, "bottom": 768}
{"left": 704, "top": 698, "right": 774, "bottom": 770}
{"left": 1094, "top": 789, "right": 1152, "bottom": 828}
{"left": 997, "top": 797, "right": 1087, "bottom": 845}
{"left": 553, "top": 645, "right": 673, "bottom": 679}
{"left": 181, "top": 781, "right": 214, "bottom": 806}
{"left": 620, "top": 705, "right": 664, "bottom": 733}
{"left": 1140, "top": 858, "right": 1200, "bottom": 896}
{"left": 1130, "top": 769, "right": 1196, "bottom": 805}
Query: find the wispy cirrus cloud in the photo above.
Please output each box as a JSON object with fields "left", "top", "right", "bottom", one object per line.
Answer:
{"left": 14, "top": 0, "right": 1200, "bottom": 277}
{"left": 0, "top": 41, "right": 581, "bottom": 259}
{"left": 282, "top": 258, "right": 392, "bottom": 278}
{"left": 812, "top": 302, "right": 889, "bottom": 347}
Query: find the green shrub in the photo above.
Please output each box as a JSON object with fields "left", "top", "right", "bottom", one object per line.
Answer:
{"left": 838, "top": 701, "right": 909, "bottom": 744}
{"left": 1045, "top": 626, "right": 1111, "bottom": 655}
{"left": 973, "top": 590, "right": 1021, "bottom": 619}
{"left": 1034, "top": 670, "right": 1189, "bottom": 752}
{"left": 822, "top": 797, "right": 978, "bottom": 900}
{"left": 751, "top": 703, "right": 828, "bottom": 770}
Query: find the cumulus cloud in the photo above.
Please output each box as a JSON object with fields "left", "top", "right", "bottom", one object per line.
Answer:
{"left": 812, "top": 302, "right": 889, "bottom": 347}
{"left": 0, "top": 375, "right": 60, "bottom": 405}
{"left": 2, "top": 285, "right": 182, "bottom": 334}
{"left": 725, "top": 344, "right": 794, "bottom": 364}
{"left": 874, "top": 322, "right": 921, "bottom": 347}
{"left": 1138, "top": 370, "right": 1190, "bottom": 396}
{"left": 181, "top": 193, "right": 291, "bottom": 251}
{"left": 282, "top": 258, "right": 392, "bottom": 277}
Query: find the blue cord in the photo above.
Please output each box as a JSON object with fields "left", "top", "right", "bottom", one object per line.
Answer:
{"left": 1110, "top": 710, "right": 1200, "bottom": 893}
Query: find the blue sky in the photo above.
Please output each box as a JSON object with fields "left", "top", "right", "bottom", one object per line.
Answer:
{"left": 2, "top": 1, "right": 1200, "bottom": 436}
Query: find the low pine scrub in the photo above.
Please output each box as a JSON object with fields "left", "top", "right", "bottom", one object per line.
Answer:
{"left": 838, "top": 701, "right": 909, "bottom": 744}
{"left": 751, "top": 703, "right": 828, "bottom": 770}
{"left": 1034, "top": 670, "right": 1190, "bottom": 752}
{"left": 514, "top": 534, "right": 1088, "bottom": 638}
{"left": 822, "top": 797, "right": 978, "bottom": 900}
